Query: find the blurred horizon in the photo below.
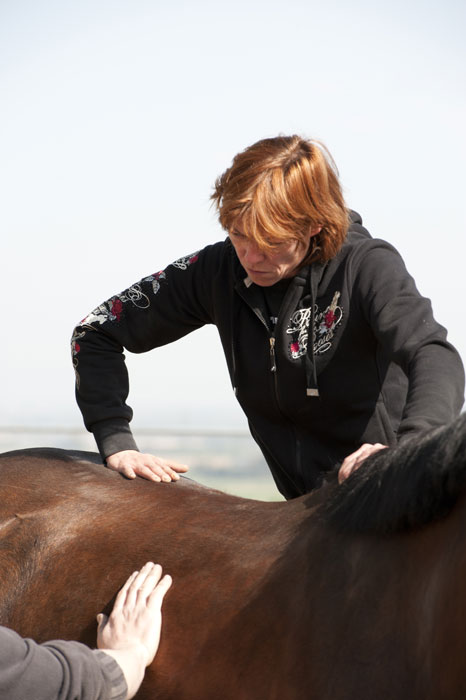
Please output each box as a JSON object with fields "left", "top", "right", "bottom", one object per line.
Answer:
{"left": 0, "top": 424, "right": 283, "bottom": 500}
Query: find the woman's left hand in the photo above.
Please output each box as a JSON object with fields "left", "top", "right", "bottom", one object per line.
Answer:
{"left": 338, "top": 443, "right": 387, "bottom": 484}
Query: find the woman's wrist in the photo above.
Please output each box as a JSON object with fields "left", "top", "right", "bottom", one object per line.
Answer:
{"left": 98, "top": 646, "right": 148, "bottom": 700}
{"left": 92, "top": 419, "right": 139, "bottom": 459}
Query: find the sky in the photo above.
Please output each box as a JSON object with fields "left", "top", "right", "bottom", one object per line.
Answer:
{"left": 1, "top": 0, "right": 465, "bottom": 435}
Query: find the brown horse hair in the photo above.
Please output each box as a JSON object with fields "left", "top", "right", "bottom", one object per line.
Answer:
{"left": 317, "top": 414, "right": 466, "bottom": 535}
{"left": 2, "top": 421, "right": 466, "bottom": 698}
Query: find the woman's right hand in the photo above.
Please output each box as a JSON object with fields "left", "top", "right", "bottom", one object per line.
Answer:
{"left": 106, "top": 450, "right": 189, "bottom": 482}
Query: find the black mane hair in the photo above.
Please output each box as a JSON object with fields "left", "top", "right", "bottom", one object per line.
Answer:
{"left": 316, "top": 413, "right": 466, "bottom": 535}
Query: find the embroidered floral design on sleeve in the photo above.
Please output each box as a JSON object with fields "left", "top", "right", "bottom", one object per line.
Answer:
{"left": 73, "top": 252, "right": 200, "bottom": 377}
{"left": 72, "top": 268, "right": 173, "bottom": 382}
{"left": 287, "top": 291, "right": 343, "bottom": 359}
{"left": 78, "top": 252, "right": 198, "bottom": 329}
{"left": 78, "top": 272, "right": 169, "bottom": 327}
{"left": 71, "top": 328, "right": 86, "bottom": 388}
{"left": 171, "top": 251, "right": 199, "bottom": 270}
{"left": 111, "top": 298, "right": 123, "bottom": 321}
{"left": 144, "top": 270, "right": 166, "bottom": 295}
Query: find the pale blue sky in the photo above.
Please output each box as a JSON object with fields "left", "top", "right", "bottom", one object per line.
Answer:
{"left": 1, "top": 0, "right": 465, "bottom": 432}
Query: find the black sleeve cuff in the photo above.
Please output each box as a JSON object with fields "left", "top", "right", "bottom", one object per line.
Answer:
{"left": 91, "top": 419, "right": 139, "bottom": 460}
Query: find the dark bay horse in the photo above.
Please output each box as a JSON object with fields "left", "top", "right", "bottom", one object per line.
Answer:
{"left": 2, "top": 415, "right": 466, "bottom": 699}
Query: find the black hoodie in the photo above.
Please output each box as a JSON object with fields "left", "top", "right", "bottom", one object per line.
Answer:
{"left": 72, "top": 212, "right": 464, "bottom": 499}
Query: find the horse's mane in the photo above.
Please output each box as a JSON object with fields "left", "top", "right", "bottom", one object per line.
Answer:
{"left": 316, "top": 413, "right": 466, "bottom": 535}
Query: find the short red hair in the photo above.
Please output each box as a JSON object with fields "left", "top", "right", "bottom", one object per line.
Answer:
{"left": 211, "top": 135, "right": 349, "bottom": 264}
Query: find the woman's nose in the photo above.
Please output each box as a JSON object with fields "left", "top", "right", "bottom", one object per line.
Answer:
{"left": 243, "top": 241, "right": 265, "bottom": 263}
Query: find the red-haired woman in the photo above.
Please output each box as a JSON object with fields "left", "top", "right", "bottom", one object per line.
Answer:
{"left": 72, "top": 136, "right": 464, "bottom": 498}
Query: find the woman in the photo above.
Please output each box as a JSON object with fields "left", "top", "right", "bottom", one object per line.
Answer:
{"left": 72, "top": 136, "right": 464, "bottom": 498}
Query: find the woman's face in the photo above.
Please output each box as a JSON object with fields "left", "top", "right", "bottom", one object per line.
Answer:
{"left": 229, "top": 225, "right": 319, "bottom": 287}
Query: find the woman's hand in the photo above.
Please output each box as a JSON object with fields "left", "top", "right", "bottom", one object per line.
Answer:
{"left": 338, "top": 443, "right": 387, "bottom": 484}
{"left": 97, "top": 562, "right": 172, "bottom": 699}
{"left": 106, "top": 450, "right": 189, "bottom": 482}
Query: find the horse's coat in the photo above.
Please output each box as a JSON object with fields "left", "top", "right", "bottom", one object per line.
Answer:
{"left": 1, "top": 415, "right": 466, "bottom": 699}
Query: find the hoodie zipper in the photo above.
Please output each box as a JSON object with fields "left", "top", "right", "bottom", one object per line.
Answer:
{"left": 269, "top": 337, "right": 277, "bottom": 372}
{"left": 234, "top": 280, "right": 307, "bottom": 494}
{"left": 245, "top": 306, "right": 281, "bottom": 403}
{"left": 252, "top": 310, "right": 306, "bottom": 493}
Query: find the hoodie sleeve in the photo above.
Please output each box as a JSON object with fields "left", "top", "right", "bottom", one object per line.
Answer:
{"left": 353, "top": 239, "right": 465, "bottom": 441}
{"left": 71, "top": 243, "right": 222, "bottom": 458}
{"left": 0, "top": 626, "right": 127, "bottom": 700}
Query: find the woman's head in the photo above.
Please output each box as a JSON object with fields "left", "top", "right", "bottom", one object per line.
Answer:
{"left": 211, "top": 135, "right": 348, "bottom": 267}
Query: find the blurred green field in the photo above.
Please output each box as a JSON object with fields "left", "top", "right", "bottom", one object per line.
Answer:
{"left": 0, "top": 427, "right": 285, "bottom": 501}
{"left": 187, "top": 472, "right": 284, "bottom": 501}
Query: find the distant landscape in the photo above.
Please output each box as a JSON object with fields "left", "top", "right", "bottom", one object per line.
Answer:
{"left": 0, "top": 427, "right": 283, "bottom": 502}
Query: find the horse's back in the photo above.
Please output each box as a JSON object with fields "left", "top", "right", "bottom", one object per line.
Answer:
{"left": 0, "top": 446, "right": 231, "bottom": 513}
{"left": 4, "top": 428, "right": 466, "bottom": 698}
{"left": 0, "top": 448, "right": 215, "bottom": 639}
{"left": 0, "top": 448, "right": 291, "bottom": 650}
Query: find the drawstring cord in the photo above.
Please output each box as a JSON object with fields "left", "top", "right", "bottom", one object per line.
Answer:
{"left": 230, "top": 251, "right": 323, "bottom": 401}
{"left": 305, "top": 264, "right": 323, "bottom": 398}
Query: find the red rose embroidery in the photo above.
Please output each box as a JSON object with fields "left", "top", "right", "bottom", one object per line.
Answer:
{"left": 291, "top": 341, "right": 300, "bottom": 354}
{"left": 112, "top": 298, "right": 123, "bottom": 321}
{"left": 189, "top": 255, "right": 199, "bottom": 264}
{"left": 74, "top": 343, "right": 80, "bottom": 354}
{"left": 324, "top": 310, "right": 335, "bottom": 328}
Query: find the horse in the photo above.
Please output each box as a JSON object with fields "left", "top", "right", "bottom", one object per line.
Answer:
{"left": 1, "top": 414, "right": 466, "bottom": 699}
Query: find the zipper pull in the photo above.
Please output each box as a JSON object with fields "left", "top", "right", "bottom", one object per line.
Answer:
{"left": 269, "top": 337, "right": 277, "bottom": 372}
